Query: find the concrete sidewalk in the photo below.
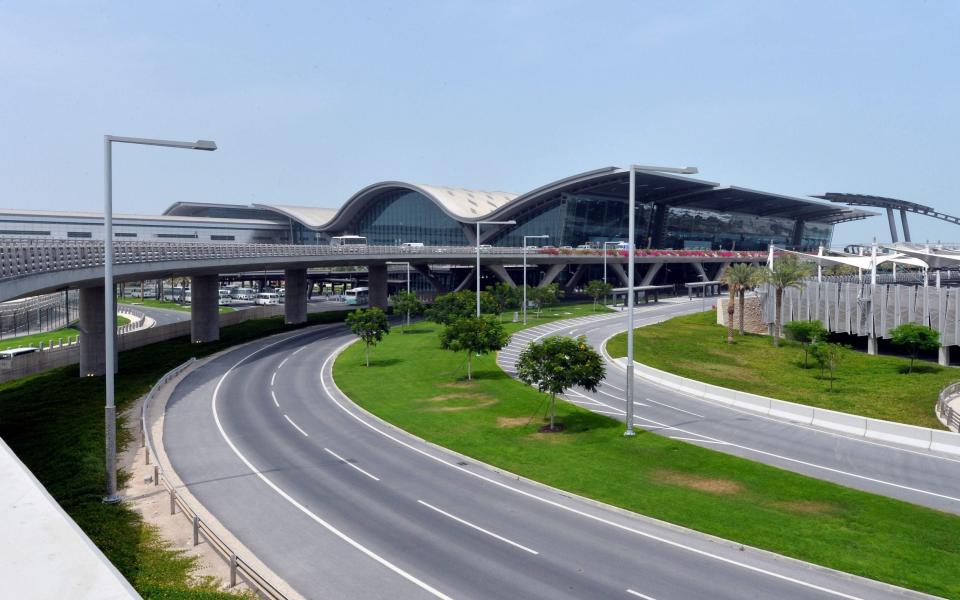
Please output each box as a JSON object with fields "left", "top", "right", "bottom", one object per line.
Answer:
{"left": 0, "top": 436, "right": 140, "bottom": 599}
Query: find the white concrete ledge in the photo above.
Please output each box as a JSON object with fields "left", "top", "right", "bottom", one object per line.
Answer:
{"left": 615, "top": 358, "right": 960, "bottom": 456}
{"left": 0, "top": 436, "right": 140, "bottom": 599}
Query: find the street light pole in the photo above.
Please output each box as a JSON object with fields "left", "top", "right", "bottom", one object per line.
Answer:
{"left": 624, "top": 164, "right": 698, "bottom": 438}
{"left": 523, "top": 235, "right": 549, "bottom": 324}
{"left": 102, "top": 135, "right": 215, "bottom": 503}
{"left": 624, "top": 167, "right": 637, "bottom": 437}
{"left": 474, "top": 220, "right": 516, "bottom": 317}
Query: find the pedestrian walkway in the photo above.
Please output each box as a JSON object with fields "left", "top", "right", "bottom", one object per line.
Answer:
{"left": 0, "top": 437, "right": 140, "bottom": 599}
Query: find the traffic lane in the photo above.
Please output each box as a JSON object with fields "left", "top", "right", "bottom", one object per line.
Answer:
{"left": 165, "top": 327, "right": 433, "bottom": 600}
{"left": 256, "top": 334, "right": 927, "bottom": 600}
{"left": 121, "top": 303, "right": 190, "bottom": 325}
{"left": 556, "top": 318, "right": 960, "bottom": 513}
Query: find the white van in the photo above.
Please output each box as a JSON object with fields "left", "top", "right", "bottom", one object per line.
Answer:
{"left": 401, "top": 242, "right": 424, "bottom": 248}
{"left": 231, "top": 287, "right": 256, "bottom": 301}
{"left": 255, "top": 292, "right": 280, "bottom": 306}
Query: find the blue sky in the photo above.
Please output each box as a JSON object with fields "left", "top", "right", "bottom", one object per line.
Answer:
{"left": 1, "top": 1, "right": 957, "bottom": 245}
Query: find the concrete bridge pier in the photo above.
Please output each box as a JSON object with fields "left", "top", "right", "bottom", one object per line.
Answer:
{"left": 867, "top": 334, "right": 878, "bottom": 356}
{"left": 78, "top": 285, "right": 114, "bottom": 376}
{"left": 940, "top": 345, "right": 951, "bottom": 366}
{"left": 284, "top": 268, "right": 308, "bottom": 325}
{"left": 190, "top": 275, "right": 220, "bottom": 343}
{"left": 368, "top": 264, "right": 389, "bottom": 309}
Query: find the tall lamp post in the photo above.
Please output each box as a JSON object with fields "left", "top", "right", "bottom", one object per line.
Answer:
{"left": 475, "top": 220, "right": 516, "bottom": 317}
{"left": 624, "top": 165, "right": 697, "bottom": 437}
{"left": 523, "top": 235, "right": 549, "bottom": 324}
{"left": 102, "top": 135, "right": 216, "bottom": 503}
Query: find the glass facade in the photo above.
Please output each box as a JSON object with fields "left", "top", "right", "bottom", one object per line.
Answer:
{"left": 488, "top": 193, "right": 831, "bottom": 251}
{"left": 344, "top": 190, "right": 468, "bottom": 246}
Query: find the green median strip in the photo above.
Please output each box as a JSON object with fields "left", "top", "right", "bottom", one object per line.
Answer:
{"left": 333, "top": 306, "right": 960, "bottom": 599}
{"left": 1, "top": 316, "right": 130, "bottom": 351}
{"left": 128, "top": 298, "right": 235, "bottom": 314}
{"left": 606, "top": 310, "right": 956, "bottom": 429}
{"left": 0, "top": 309, "right": 351, "bottom": 599}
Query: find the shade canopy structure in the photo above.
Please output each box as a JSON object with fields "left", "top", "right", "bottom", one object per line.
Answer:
{"left": 883, "top": 245, "right": 960, "bottom": 270}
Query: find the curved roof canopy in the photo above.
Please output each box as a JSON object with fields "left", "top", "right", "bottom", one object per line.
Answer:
{"left": 164, "top": 167, "right": 875, "bottom": 232}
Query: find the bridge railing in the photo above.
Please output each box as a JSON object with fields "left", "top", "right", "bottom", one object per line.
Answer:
{"left": 937, "top": 382, "right": 960, "bottom": 432}
{"left": 1, "top": 238, "right": 771, "bottom": 282}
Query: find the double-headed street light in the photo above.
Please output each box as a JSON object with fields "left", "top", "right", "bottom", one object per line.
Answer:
{"left": 102, "top": 135, "right": 216, "bottom": 503}
{"left": 623, "top": 164, "right": 697, "bottom": 437}
{"left": 522, "top": 235, "right": 549, "bottom": 324}
{"left": 475, "top": 220, "right": 516, "bottom": 317}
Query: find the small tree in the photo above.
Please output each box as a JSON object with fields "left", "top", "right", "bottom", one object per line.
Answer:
{"left": 488, "top": 282, "right": 521, "bottom": 322}
{"left": 390, "top": 291, "right": 423, "bottom": 333}
{"left": 889, "top": 322, "right": 940, "bottom": 374}
{"left": 516, "top": 336, "right": 605, "bottom": 432}
{"left": 528, "top": 283, "right": 563, "bottom": 317}
{"left": 439, "top": 316, "right": 510, "bottom": 381}
{"left": 426, "top": 290, "right": 477, "bottom": 325}
{"left": 810, "top": 341, "right": 847, "bottom": 391}
{"left": 784, "top": 320, "right": 829, "bottom": 368}
{"left": 762, "top": 255, "right": 811, "bottom": 347}
{"left": 584, "top": 279, "right": 613, "bottom": 311}
{"left": 345, "top": 307, "right": 390, "bottom": 367}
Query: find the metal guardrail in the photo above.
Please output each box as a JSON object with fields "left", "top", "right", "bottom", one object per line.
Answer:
{"left": 140, "top": 358, "right": 288, "bottom": 600}
{"left": 0, "top": 238, "right": 769, "bottom": 281}
{"left": 1, "top": 306, "right": 147, "bottom": 352}
{"left": 937, "top": 382, "right": 960, "bottom": 432}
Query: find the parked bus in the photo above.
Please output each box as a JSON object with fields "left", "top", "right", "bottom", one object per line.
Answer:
{"left": 343, "top": 287, "right": 369, "bottom": 305}
{"left": 0, "top": 347, "right": 38, "bottom": 361}
{"left": 331, "top": 235, "right": 367, "bottom": 247}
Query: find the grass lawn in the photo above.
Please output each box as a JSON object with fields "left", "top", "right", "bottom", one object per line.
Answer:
{"left": 127, "top": 298, "right": 235, "bottom": 314}
{"left": 334, "top": 308, "right": 960, "bottom": 599}
{"left": 1, "top": 315, "right": 131, "bottom": 351}
{"left": 0, "top": 309, "right": 351, "bottom": 599}
{"left": 606, "top": 310, "right": 958, "bottom": 429}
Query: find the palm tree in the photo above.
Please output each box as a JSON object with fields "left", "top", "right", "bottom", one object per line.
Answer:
{"left": 721, "top": 263, "right": 759, "bottom": 343}
{"left": 763, "top": 255, "right": 811, "bottom": 347}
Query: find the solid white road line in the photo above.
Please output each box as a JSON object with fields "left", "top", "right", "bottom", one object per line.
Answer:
{"left": 284, "top": 414, "right": 310, "bottom": 437}
{"left": 212, "top": 332, "right": 455, "bottom": 600}
{"left": 417, "top": 500, "right": 539, "bottom": 555}
{"left": 271, "top": 390, "right": 279, "bottom": 407}
{"left": 324, "top": 447, "right": 381, "bottom": 481}
{"left": 318, "top": 349, "right": 867, "bottom": 600}
{"left": 643, "top": 397, "right": 704, "bottom": 419}
{"left": 626, "top": 590, "right": 658, "bottom": 600}
{"left": 668, "top": 437, "right": 728, "bottom": 444}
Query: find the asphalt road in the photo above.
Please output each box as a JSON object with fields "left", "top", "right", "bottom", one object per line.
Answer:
{"left": 163, "top": 305, "right": 939, "bottom": 600}
{"left": 497, "top": 299, "right": 960, "bottom": 515}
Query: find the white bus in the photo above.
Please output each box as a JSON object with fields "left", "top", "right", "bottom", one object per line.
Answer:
{"left": 331, "top": 235, "right": 367, "bottom": 247}
{"left": 255, "top": 292, "right": 280, "bottom": 306}
{"left": 0, "top": 347, "right": 38, "bottom": 361}
{"left": 344, "top": 287, "right": 369, "bottom": 305}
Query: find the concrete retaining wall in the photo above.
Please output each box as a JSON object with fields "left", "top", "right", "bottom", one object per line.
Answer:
{"left": 618, "top": 358, "right": 960, "bottom": 456}
{"left": 0, "top": 305, "right": 288, "bottom": 383}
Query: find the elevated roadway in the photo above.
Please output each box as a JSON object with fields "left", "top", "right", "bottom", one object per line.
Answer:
{"left": 161, "top": 303, "right": 938, "bottom": 599}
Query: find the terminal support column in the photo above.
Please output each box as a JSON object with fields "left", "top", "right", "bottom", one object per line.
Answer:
{"left": 190, "top": 275, "right": 220, "bottom": 343}
{"left": 368, "top": 264, "right": 389, "bottom": 309}
{"left": 284, "top": 268, "right": 308, "bottom": 325}
{"left": 79, "top": 285, "right": 114, "bottom": 376}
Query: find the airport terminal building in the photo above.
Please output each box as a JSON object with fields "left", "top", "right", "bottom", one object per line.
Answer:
{"left": 2, "top": 167, "right": 870, "bottom": 249}
{"left": 0, "top": 166, "right": 872, "bottom": 290}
